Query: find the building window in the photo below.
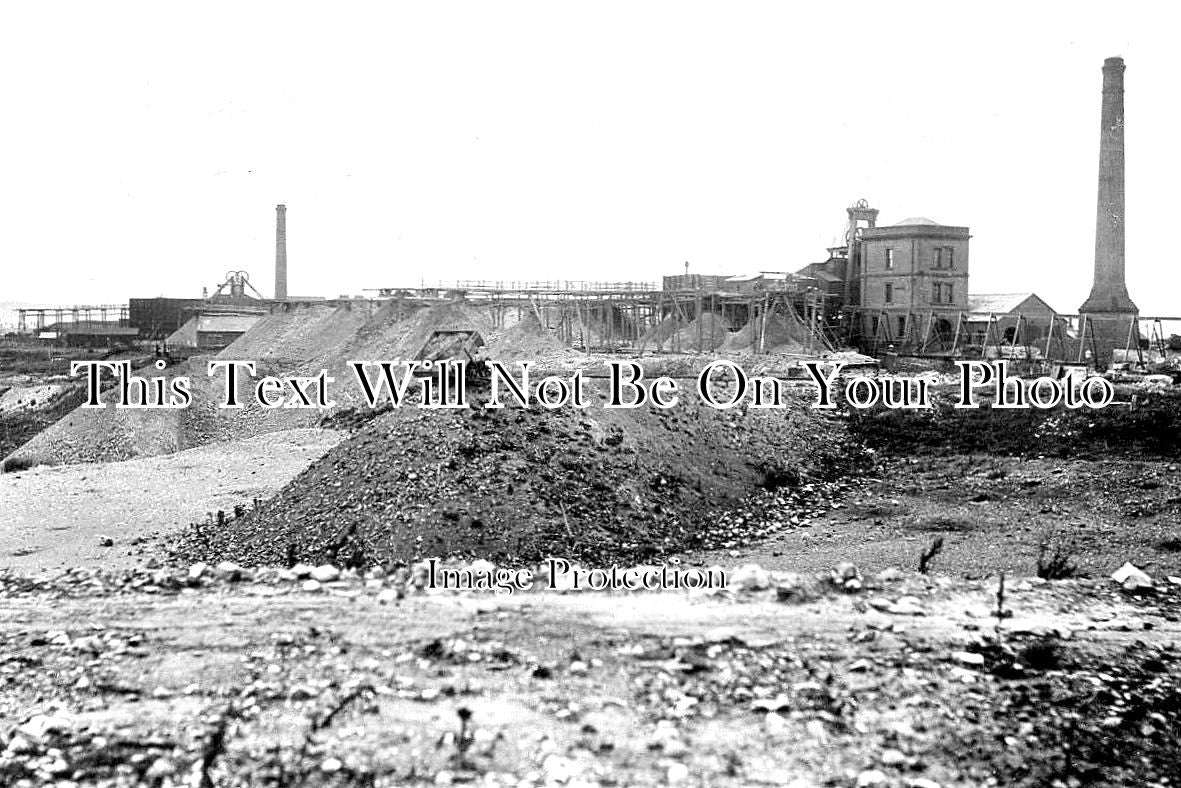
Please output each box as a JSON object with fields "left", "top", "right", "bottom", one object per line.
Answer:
{"left": 884, "top": 283, "right": 893, "bottom": 304}
{"left": 897, "top": 316, "right": 907, "bottom": 336}
{"left": 884, "top": 249, "right": 894, "bottom": 270}
{"left": 932, "top": 282, "right": 955, "bottom": 304}
{"left": 934, "top": 247, "right": 955, "bottom": 270}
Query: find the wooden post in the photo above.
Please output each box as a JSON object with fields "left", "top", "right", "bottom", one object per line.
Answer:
{"left": 981, "top": 313, "right": 995, "bottom": 359}
{"left": 606, "top": 300, "right": 613, "bottom": 352}
{"left": 1044, "top": 313, "right": 1057, "bottom": 361}
{"left": 574, "top": 298, "right": 589, "bottom": 353}
{"left": 695, "top": 289, "right": 703, "bottom": 354}
{"left": 758, "top": 293, "right": 770, "bottom": 354}
{"left": 950, "top": 312, "right": 964, "bottom": 356}
{"left": 806, "top": 294, "right": 814, "bottom": 355}
{"left": 1123, "top": 315, "right": 1143, "bottom": 367}
{"left": 671, "top": 295, "right": 690, "bottom": 354}
{"left": 1007, "top": 313, "right": 1022, "bottom": 358}
{"left": 656, "top": 291, "right": 665, "bottom": 354}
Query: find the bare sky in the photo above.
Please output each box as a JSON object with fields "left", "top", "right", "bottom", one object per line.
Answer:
{"left": 1, "top": 2, "right": 1177, "bottom": 314}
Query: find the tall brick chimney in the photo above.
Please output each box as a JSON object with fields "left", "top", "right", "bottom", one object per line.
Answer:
{"left": 1080, "top": 57, "right": 1136, "bottom": 314}
{"left": 1079, "top": 57, "right": 1137, "bottom": 368}
{"left": 275, "top": 204, "right": 288, "bottom": 301}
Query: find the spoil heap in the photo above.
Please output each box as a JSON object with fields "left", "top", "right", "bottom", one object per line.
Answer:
{"left": 186, "top": 301, "right": 385, "bottom": 445}
{"left": 4, "top": 303, "right": 374, "bottom": 466}
{"left": 670, "top": 313, "right": 730, "bottom": 352}
{"left": 218, "top": 301, "right": 377, "bottom": 366}
{"left": 721, "top": 309, "right": 826, "bottom": 355}
{"left": 342, "top": 300, "right": 494, "bottom": 366}
{"left": 3, "top": 356, "right": 202, "bottom": 466}
{"left": 179, "top": 382, "right": 858, "bottom": 567}
{"left": 4, "top": 300, "right": 515, "bottom": 466}
{"left": 483, "top": 313, "right": 581, "bottom": 366}
{"left": 164, "top": 316, "right": 198, "bottom": 348}
{"left": 638, "top": 316, "right": 685, "bottom": 351}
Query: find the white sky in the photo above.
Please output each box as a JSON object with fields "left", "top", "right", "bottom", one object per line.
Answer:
{"left": 1, "top": 2, "right": 1178, "bottom": 314}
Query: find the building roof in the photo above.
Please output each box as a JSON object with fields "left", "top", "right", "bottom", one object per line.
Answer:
{"left": 196, "top": 313, "right": 262, "bottom": 334}
{"left": 725, "top": 272, "right": 790, "bottom": 282}
{"left": 968, "top": 293, "right": 1057, "bottom": 315}
{"left": 862, "top": 219, "right": 969, "bottom": 239}
{"left": 44, "top": 321, "right": 139, "bottom": 336}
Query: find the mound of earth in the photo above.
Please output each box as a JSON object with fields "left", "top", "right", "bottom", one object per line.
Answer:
{"left": 3, "top": 300, "right": 513, "bottom": 467}
{"left": 218, "top": 301, "right": 378, "bottom": 367}
{"left": 0, "top": 385, "right": 87, "bottom": 464}
{"left": 670, "top": 312, "right": 730, "bottom": 352}
{"left": 0, "top": 383, "right": 67, "bottom": 413}
{"left": 638, "top": 316, "right": 685, "bottom": 351}
{"left": 176, "top": 382, "right": 861, "bottom": 568}
{"left": 485, "top": 313, "right": 581, "bottom": 365}
{"left": 3, "top": 352, "right": 327, "bottom": 467}
{"left": 722, "top": 309, "right": 827, "bottom": 355}
{"left": 343, "top": 300, "right": 495, "bottom": 366}
{"left": 164, "top": 315, "right": 198, "bottom": 348}
{"left": 4, "top": 356, "right": 203, "bottom": 467}
{"left": 567, "top": 305, "right": 630, "bottom": 350}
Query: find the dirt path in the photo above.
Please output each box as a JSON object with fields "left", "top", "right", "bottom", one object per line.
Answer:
{"left": 0, "top": 429, "right": 343, "bottom": 571}
{"left": 2, "top": 573, "right": 1178, "bottom": 786}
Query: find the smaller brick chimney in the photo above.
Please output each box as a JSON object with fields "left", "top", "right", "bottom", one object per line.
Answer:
{"left": 275, "top": 204, "right": 288, "bottom": 301}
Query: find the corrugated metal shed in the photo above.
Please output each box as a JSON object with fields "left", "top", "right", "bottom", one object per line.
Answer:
{"left": 196, "top": 314, "right": 262, "bottom": 334}
{"left": 968, "top": 293, "right": 1057, "bottom": 316}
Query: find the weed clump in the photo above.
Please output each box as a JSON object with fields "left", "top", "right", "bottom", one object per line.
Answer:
{"left": 1036, "top": 532, "right": 1080, "bottom": 580}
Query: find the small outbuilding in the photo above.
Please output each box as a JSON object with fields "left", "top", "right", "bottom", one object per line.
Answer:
{"left": 966, "top": 293, "right": 1059, "bottom": 345}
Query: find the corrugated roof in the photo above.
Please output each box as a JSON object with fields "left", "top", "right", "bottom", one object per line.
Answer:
{"left": 46, "top": 321, "right": 139, "bottom": 336}
{"left": 196, "top": 314, "right": 262, "bottom": 334}
{"left": 968, "top": 293, "right": 1047, "bottom": 315}
{"left": 725, "top": 272, "right": 791, "bottom": 282}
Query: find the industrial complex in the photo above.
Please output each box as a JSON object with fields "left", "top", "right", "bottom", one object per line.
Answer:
{"left": 3, "top": 52, "right": 1181, "bottom": 788}
{"left": 5, "top": 57, "right": 1167, "bottom": 376}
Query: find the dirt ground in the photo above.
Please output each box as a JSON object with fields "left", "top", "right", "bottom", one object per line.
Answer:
{"left": 3, "top": 430, "right": 1181, "bottom": 786}
{"left": 1, "top": 569, "right": 1178, "bottom": 787}
{"left": 173, "top": 384, "right": 861, "bottom": 570}
{"left": 705, "top": 455, "right": 1181, "bottom": 580}
{"left": 0, "top": 429, "right": 343, "bottom": 571}
{"left": 4, "top": 358, "right": 1181, "bottom": 785}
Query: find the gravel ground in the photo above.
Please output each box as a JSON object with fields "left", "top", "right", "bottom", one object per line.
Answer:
{"left": 699, "top": 455, "right": 1181, "bottom": 580}
{"left": 0, "top": 429, "right": 343, "bottom": 571}
{"left": 1, "top": 566, "right": 1178, "bottom": 787}
{"left": 171, "top": 385, "right": 868, "bottom": 569}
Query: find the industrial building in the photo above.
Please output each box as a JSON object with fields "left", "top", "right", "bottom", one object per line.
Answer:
{"left": 965, "top": 294, "right": 1058, "bottom": 344}
{"left": 128, "top": 206, "right": 293, "bottom": 351}
{"left": 9, "top": 58, "right": 1153, "bottom": 368}
{"left": 39, "top": 321, "right": 140, "bottom": 348}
